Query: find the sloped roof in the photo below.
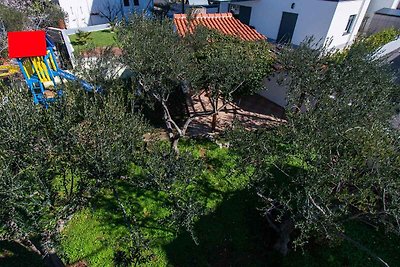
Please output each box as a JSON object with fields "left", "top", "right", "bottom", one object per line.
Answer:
{"left": 173, "top": 13, "right": 266, "bottom": 41}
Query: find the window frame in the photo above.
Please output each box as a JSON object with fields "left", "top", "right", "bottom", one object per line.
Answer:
{"left": 344, "top": 14, "right": 357, "bottom": 34}
{"left": 123, "top": 0, "right": 130, "bottom": 7}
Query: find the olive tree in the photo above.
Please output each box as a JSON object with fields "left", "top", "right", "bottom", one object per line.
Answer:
{"left": 0, "top": 82, "right": 147, "bottom": 266}
{"left": 118, "top": 15, "right": 273, "bottom": 153}
{"left": 185, "top": 27, "right": 273, "bottom": 131}
{"left": 1, "top": 0, "right": 65, "bottom": 29}
{"left": 229, "top": 39, "right": 400, "bottom": 265}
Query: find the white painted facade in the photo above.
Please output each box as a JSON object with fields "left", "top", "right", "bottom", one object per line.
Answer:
{"left": 221, "top": 0, "right": 371, "bottom": 49}
{"left": 57, "top": 0, "right": 151, "bottom": 29}
{"left": 326, "top": 0, "right": 371, "bottom": 48}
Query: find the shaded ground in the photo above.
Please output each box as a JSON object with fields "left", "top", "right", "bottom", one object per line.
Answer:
{"left": 3, "top": 139, "right": 400, "bottom": 267}
{"left": 164, "top": 189, "right": 274, "bottom": 267}
{"left": 0, "top": 241, "right": 44, "bottom": 267}
{"left": 187, "top": 92, "right": 285, "bottom": 136}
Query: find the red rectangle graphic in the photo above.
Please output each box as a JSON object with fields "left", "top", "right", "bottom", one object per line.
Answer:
{"left": 8, "top": 31, "right": 47, "bottom": 58}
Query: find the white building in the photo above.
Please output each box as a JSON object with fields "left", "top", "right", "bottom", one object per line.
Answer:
{"left": 219, "top": 0, "right": 372, "bottom": 49}
{"left": 54, "top": 0, "right": 152, "bottom": 29}
{"left": 254, "top": 0, "right": 400, "bottom": 108}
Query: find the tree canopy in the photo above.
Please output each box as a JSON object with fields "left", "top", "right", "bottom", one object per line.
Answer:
{"left": 229, "top": 38, "right": 400, "bottom": 260}
{"left": 118, "top": 15, "right": 274, "bottom": 152}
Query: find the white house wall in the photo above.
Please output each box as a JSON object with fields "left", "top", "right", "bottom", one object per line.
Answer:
{"left": 326, "top": 0, "right": 371, "bottom": 49}
{"left": 259, "top": 74, "right": 288, "bottom": 107}
{"left": 225, "top": 0, "right": 337, "bottom": 45}
{"left": 58, "top": 0, "right": 149, "bottom": 29}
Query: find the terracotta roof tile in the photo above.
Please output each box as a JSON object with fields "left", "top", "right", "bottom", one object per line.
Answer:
{"left": 173, "top": 13, "right": 266, "bottom": 41}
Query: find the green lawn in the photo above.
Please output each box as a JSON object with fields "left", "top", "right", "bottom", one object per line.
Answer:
{"left": 1, "top": 140, "right": 399, "bottom": 266}
{"left": 58, "top": 139, "right": 255, "bottom": 266}
{"left": 69, "top": 30, "right": 117, "bottom": 51}
{"left": 57, "top": 139, "right": 400, "bottom": 267}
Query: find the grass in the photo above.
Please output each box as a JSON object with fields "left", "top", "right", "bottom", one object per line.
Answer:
{"left": 57, "top": 139, "right": 400, "bottom": 266}
{"left": 58, "top": 140, "right": 257, "bottom": 266}
{"left": 2, "top": 139, "right": 400, "bottom": 266}
{"left": 69, "top": 30, "right": 117, "bottom": 51}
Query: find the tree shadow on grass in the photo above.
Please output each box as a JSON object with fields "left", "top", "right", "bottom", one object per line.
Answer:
{"left": 91, "top": 184, "right": 177, "bottom": 238}
{"left": 164, "top": 189, "right": 277, "bottom": 267}
{"left": 0, "top": 241, "right": 44, "bottom": 267}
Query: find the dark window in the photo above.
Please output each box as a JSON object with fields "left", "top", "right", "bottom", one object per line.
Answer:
{"left": 345, "top": 15, "right": 356, "bottom": 34}
{"left": 124, "top": 0, "right": 130, "bottom": 6}
{"left": 134, "top": 0, "right": 139, "bottom": 5}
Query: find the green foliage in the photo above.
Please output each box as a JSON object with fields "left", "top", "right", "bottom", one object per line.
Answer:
{"left": 118, "top": 15, "right": 192, "bottom": 108}
{"left": 60, "top": 210, "right": 115, "bottom": 266}
{"left": 331, "top": 28, "right": 400, "bottom": 63}
{"left": 0, "top": 4, "right": 26, "bottom": 31}
{"left": 27, "top": 0, "right": 67, "bottom": 28}
{"left": 0, "top": 88, "right": 51, "bottom": 243}
{"left": 229, "top": 38, "right": 400, "bottom": 258}
{"left": 56, "top": 139, "right": 253, "bottom": 266}
{"left": 0, "top": 83, "right": 147, "bottom": 257}
{"left": 274, "top": 222, "right": 400, "bottom": 267}
{"left": 187, "top": 26, "right": 273, "bottom": 99}
{"left": 69, "top": 30, "right": 116, "bottom": 50}
{"left": 364, "top": 28, "right": 400, "bottom": 51}
{"left": 73, "top": 30, "right": 93, "bottom": 46}
{"left": 0, "top": 4, "right": 26, "bottom": 57}
{"left": 117, "top": 16, "right": 274, "bottom": 151}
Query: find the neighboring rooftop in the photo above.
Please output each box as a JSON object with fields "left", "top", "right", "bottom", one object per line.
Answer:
{"left": 173, "top": 13, "right": 266, "bottom": 41}
{"left": 376, "top": 8, "right": 400, "bottom": 17}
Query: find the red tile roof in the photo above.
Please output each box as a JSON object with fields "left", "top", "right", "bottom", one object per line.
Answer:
{"left": 173, "top": 13, "right": 266, "bottom": 41}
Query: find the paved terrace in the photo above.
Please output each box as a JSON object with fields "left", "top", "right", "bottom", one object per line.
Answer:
{"left": 187, "top": 91, "right": 286, "bottom": 136}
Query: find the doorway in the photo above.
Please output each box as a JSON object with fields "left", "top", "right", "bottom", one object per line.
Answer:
{"left": 277, "top": 12, "right": 298, "bottom": 43}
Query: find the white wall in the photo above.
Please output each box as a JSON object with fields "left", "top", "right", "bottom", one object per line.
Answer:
{"left": 259, "top": 74, "right": 287, "bottom": 107}
{"left": 231, "top": 0, "right": 338, "bottom": 45}
{"left": 58, "top": 0, "right": 149, "bottom": 29}
{"left": 326, "top": 0, "right": 370, "bottom": 49}
{"left": 58, "top": 0, "right": 93, "bottom": 28}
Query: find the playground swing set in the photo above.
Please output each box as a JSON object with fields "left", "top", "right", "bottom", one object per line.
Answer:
{"left": 4, "top": 30, "right": 99, "bottom": 106}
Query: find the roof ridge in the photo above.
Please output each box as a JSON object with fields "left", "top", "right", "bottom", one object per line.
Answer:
{"left": 174, "top": 13, "right": 233, "bottom": 19}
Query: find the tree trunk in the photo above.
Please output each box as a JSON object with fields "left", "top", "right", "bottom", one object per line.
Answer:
{"left": 171, "top": 138, "right": 180, "bottom": 155}
{"left": 20, "top": 239, "right": 65, "bottom": 267}
{"left": 273, "top": 219, "right": 294, "bottom": 255}
{"left": 211, "top": 113, "right": 218, "bottom": 132}
{"left": 161, "top": 100, "right": 181, "bottom": 154}
{"left": 43, "top": 253, "right": 66, "bottom": 267}
{"left": 211, "top": 98, "right": 218, "bottom": 132}
{"left": 295, "top": 92, "right": 306, "bottom": 113}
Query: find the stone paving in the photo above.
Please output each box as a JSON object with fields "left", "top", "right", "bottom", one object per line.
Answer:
{"left": 187, "top": 91, "right": 286, "bottom": 136}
